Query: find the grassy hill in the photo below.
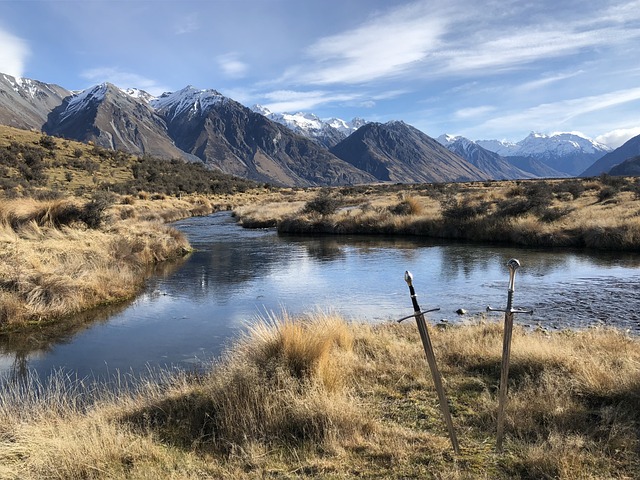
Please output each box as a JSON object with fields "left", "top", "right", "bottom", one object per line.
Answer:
{"left": 0, "top": 125, "right": 259, "bottom": 198}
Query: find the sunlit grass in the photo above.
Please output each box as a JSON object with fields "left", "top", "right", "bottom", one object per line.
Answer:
{"left": 0, "top": 313, "right": 638, "bottom": 479}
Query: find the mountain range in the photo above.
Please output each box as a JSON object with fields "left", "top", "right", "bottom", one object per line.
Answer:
{"left": 1, "top": 72, "right": 637, "bottom": 187}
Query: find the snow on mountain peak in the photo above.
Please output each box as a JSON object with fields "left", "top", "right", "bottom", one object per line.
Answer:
{"left": 122, "top": 87, "right": 154, "bottom": 103}
{"left": 58, "top": 83, "right": 109, "bottom": 123}
{"left": 437, "top": 134, "right": 463, "bottom": 146}
{"left": 253, "top": 106, "right": 368, "bottom": 146}
{"left": 150, "top": 86, "right": 226, "bottom": 119}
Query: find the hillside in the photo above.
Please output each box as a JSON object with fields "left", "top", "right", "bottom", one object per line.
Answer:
{"left": 0, "top": 124, "right": 259, "bottom": 197}
{"left": 581, "top": 133, "right": 640, "bottom": 176}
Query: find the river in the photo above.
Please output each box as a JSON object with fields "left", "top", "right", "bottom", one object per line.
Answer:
{"left": 1, "top": 212, "right": 639, "bottom": 383}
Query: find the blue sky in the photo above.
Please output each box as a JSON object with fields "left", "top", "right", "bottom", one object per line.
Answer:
{"left": 1, "top": 0, "right": 640, "bottom": 147}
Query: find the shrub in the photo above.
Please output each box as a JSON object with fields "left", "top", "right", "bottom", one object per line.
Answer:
{"left": 441, "top": 195, "right": 489, "bottom": 220}
{"left": 389, "top": 196, "right": 423, "bottom": 216}
{"left": 303, "top": 192, "right": 340, "bottom": 216}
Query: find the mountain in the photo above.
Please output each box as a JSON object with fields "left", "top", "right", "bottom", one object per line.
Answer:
{"left": 44, "top": 83, "right": 187, "bottom": 160}
{"left": 437, "top": 134, "right": 536, "bottom": 180}
{"left": 0, "top": 73, "right": 70, "bottom": 130}
{"left": 252, "top": 105, "right": 366, "bottom": 148}
{"left": 501, "top": 155, "right": 570, "bottom": 178}
{"left": 477, "top": 132, "right": 611, "bottom": 175}
{"left": 608, "top": 156, "right": 640, "bottom": 176}
{"left": 151, "top": 87, "right": 376, "bottom": 186}
{"left": 580, "top": 134, "right": 640, "bottom": 177}
{"left": 330, "top": 121, "right": 487, "bottom": 183}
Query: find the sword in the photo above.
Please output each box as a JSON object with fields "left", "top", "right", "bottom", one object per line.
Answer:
{"left": 487, "top": 258, "right": 533, "bottom": 452}
{"left": 402, "top": 271, "right": 460, "bottom": 455}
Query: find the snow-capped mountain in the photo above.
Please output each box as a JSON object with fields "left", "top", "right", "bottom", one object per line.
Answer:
{"left": 252, "top": 105, "right": 367, "bottom": 148}
{"left": 437, "top": 135, "right": 537, "bottom": 180}
{"left": 477, "top": 132, "right": 611, "bottom": 176}
{"left": 0, "top": 73, "right": 70, "bottom": 129}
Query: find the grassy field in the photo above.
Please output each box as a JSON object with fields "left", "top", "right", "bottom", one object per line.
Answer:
{"left": 0, "top": 312, "right": 638, "bottom": 479}
{"left": 234, "top": 178, "right": 640, "bottom": 250}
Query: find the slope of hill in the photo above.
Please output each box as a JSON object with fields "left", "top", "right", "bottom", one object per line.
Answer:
{"left": 581, "top": 134, "right": 640, "bottom": 176}
{"left": 609, "top": 156, "right": 640, "bottom": 176}
{"left": 0, "top": 124, "right": 258, "bottom": 196}
{"left": 331, "top": 121, "right": 487, "bottom": 183}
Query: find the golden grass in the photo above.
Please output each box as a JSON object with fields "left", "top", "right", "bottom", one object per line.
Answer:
{"left": 0, "top": 313, "right": 638, "bottom": 479}
{"left": 0, "top": 195, "right": 202, "bottom": 328}
{"left": 233, "top": 179, "right": 640, "bottom": 250}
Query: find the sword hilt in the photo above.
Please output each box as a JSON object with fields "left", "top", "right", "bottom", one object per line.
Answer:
{"left": 486, "top": 306, "right": 533, "bottom": 314}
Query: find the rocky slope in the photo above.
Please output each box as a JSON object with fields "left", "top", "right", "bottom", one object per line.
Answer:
{"left": 581, "top": 134, "right": 640, "bottom": 176}
{"left": 331, "top": 121, "right": 487, "bottom": 183}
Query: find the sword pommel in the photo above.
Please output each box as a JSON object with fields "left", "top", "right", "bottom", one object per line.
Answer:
{"left": 404, "top": 270, "right": 413, "bottom": 287}
{"left": 507, "top": 258, "right": 520, "bottom": 292}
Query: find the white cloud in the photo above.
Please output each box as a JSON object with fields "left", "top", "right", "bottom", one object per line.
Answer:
{"left": 217, "top": 53, "right": 248, "bottom": 78}
{"left": 284, "top": 2, "right": 447, "bottom": 85}
{"left": 477, "top": 87, "right": 640, "bottom": 135}
{"left": 81, "top": 67, "right": 171, "bottom": 96}
{"left": 260, "top": 89, "right": 363, "bottom": 113}
{"left": 454, "top": 106, "right": 495, "bottom": 119}
{"left": 0, "top": 28, "right": 30, "bottom": 78}
{"left": 596, "top": 127, "right": 640, "bottom": 149}
{"left": 516, "top": 71, "right": 585, "bottom": 92}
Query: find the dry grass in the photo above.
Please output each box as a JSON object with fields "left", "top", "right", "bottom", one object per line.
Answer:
{"left": 234, "top": 179, "right": 640, "bottom": 250}
{"left": 0, "top": 195, "right": 202, "bottom": 328}
{"left": 0, "top": 313, "right": 638, "bottom": 479}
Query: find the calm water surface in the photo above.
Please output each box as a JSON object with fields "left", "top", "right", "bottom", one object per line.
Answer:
{"left": 1, "top": 212, "right": 639, "bottom": 382}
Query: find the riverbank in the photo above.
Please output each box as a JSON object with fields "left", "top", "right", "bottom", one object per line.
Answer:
{"left": 234, "top": 177, "right": 640, "bottom": 250}
{"left": 1, "top": 312, "right": 638, "bottom": 479}
{"left": 0, "top": 193, "right": 221, "bottom": 329}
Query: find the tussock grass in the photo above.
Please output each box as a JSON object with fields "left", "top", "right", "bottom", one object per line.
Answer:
{"left": 0, "top": 195, "right": 197, "bottom": 327}
{"left": 1, "top": 313, "right": 638, "bottom": 479}
{"left": 235, "top": 178, "right": 640, "bottom": 250}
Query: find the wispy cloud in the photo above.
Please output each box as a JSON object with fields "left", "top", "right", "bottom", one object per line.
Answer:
{"left": 278, "top": 0, "right": 640, "bottom": 88}
{"left": 260, "top": 89, "right": 364, "bottom": 113}
{"left": 476, "top": 87, "right": 640, "bottom": 136}
{"left": 175, "top": 13, "right": 200, "bottom": 35}
{"left": 596, "top": 127, "right": 640, "bottom": 149}
{"left": 282, "top": 2, "right": 447, "bottom": 85}
{"left": 0, "top": 28, "right": 30, "bottom": 78}
{"left": 515, "top": 71, "right": 585, "bottom": 92}
{"left": 455, "top": 105, "right": 495, "bottom": 119}
{"left": 217, "top": 53, "right": 248, "bottom": 78}
{"left": 81, "top": 67, "right": 171, "bottom": 96}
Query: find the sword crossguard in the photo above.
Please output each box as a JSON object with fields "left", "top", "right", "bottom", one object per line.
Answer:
{"left": 486, "top": 306, "right": 534, "bottom": 315}
{"left": 397, "top": 308, "right": 441, "bottom": 323}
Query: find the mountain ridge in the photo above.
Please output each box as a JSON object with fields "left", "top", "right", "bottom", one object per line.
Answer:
{"left": 0, "top": 71, "right": 636, "bottom": 186}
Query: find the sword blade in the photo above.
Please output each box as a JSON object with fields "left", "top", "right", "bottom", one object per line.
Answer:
{"left": 496, "top": 309, "right": 514, "bottom": 452}
{"left": 405, "top": 271, "right": 460, "bottom": 454}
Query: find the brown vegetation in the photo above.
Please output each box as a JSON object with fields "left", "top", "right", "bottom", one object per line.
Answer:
{"left": 0, "top": 194, "right": 222, "bottom": 328}
{"left": 235, "top": 178, "right": 640, "bottom": 250}
{"left": 0, "top": 313, "right": 638, "bottom": 479}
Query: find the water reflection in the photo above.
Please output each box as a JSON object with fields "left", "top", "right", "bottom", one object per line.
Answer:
{"left": 1, "top": 212, "right": 639, "bottom": 384}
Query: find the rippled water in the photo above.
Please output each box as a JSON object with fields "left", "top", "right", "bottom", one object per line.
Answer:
{"left": 1, "top": 212, "right": 639, "bottom": 382}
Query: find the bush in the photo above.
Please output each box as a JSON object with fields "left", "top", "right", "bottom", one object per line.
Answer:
{"left": 441, "top": 195, "right": 489, "bottom": 220}
{"left": 303, "top": 192, "right": 340, "bottom": 216}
